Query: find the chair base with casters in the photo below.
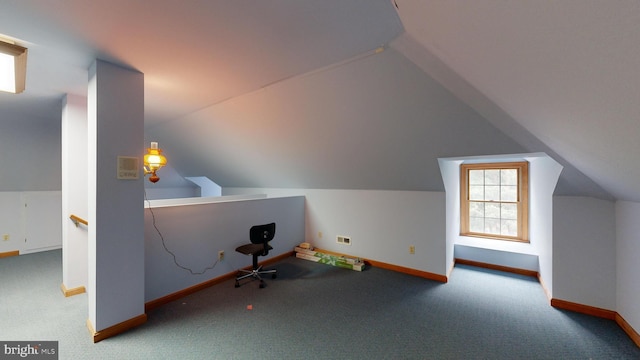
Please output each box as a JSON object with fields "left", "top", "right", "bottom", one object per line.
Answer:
{"left": 235, "top": 223, "right": 277, "bottom": 288}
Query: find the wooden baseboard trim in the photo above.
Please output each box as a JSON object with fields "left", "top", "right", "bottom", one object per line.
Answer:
{"left": 551, "top": 298, "right": 616, "bottom": 320}
{"left": 454, "top": 258, "right": 538, "bottom": 278}
{"left": 0, "top": 250, "right": 19, "bottom": 258}
{"left": 87, "top": 314, "right": 147, "bottom": 343}
{"left": 552, "top": 298, "right": 640, "bottom": 348}
{"left": 314, "top": 248, "right": 448, "bottom": 283}
{"left": 537, "top": 273, "right": 552, "bottom": 301}
{"left": 616, "top": 313, "right": 640, "bottom": 348}
{"left": 447, "top": 260, "right": 455, "bottom": 278}
{"left": 259, "top": 250, "right": 294, "bottom": 268}
{"left": 145, "top": 271, "right": 237, "bottom": 312}
{"left": 455, "top": 259, "right": 639, "bottom": 348}
{"left": 371, "top": 260, "right": 448, "bottom": 283}
{"left": 145, "top": 251, "right": 295, "bottom": 312}
{"left": 60, "top": 283, "right": 86, "bottom": 297}
{"left": 449, "top": 257, "right": 639, "bottom": 348}
{"left": 86, "top": 319, "right": 95, "bottom": 337}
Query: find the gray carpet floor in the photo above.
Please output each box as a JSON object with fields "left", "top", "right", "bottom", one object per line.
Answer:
{"left": 2, "top": 249, "right": 639, "bottom": 359}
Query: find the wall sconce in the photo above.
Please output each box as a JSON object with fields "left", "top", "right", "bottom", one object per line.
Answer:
{"left": 0, "top": 39, "right": 27, "bottom": 94}
{"left": 144, "top": 142, "right": 167, "bottom": 183}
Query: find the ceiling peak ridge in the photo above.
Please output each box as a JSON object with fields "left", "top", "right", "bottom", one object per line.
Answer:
{"left": 159, "top": 44, "right": 390, "bottom": 126}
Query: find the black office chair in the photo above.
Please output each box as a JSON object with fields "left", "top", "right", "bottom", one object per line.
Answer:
{"left": 235, "top": 222, "right": 277, "bottom": 288}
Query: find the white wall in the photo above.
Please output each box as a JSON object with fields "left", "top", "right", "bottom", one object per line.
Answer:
{"left": 185, "top": 176, "right": 221, "bottom": 197}
{"left": 616, "top": 201, "right": 640, "bottom": 331}
{"left": 225, "top": 188, "right": 447, "bottom": 276}
{"left": 438, "top": 158, "right": 461, "bottom": 276}
{"left": 0, "top": 115, "right": 61, "bottom": 191}
{"left": 22, "top": 191, "right": 63, "bottom": 253}
{"left": 553, "top": 196, "right": 616, "bottom": 310}
{"left": 87, "top": 60, "right": 145, "bottom": 331}
{"left": 143, "top": 164, "right": 201, "bottom": 200}
{"left": 0, "top": 191, "right": 62, "bottom": 254}
{"left": 0, "top": 192, "right": 23, "bottom": 253}
{"left": 144, "top": 196, "right": 304, "bottom": 302}
{"left": 61, "top": 93, "right": 89, "bottom": 291}
{"left": 143, "top": 186, "right": 200, "bottom": 200}
{"left": 529, "top": 155, "right": 563, "bottom": 296}
{"left": 0, "top": 99, "right": 62, "bottom": 256}
{"left": 453, "top": 245, "right": 538, "bottom": 270}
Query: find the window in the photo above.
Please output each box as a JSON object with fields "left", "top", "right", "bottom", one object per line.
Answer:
{"left": 460, "top": 162, "right": 529, "bottom": 242}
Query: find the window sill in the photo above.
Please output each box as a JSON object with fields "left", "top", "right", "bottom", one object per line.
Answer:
{"left": 455, "top": 235, "right": 537, "bottom": 256}
{"left": 460, "top": 232, "right": 529, "bottom": 244}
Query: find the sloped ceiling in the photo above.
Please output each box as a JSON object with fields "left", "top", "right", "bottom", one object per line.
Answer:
{"left": 1, "top": 1, "right": 638, "bottom": 201}
{"left": 392, "top": 0, "right": 640, "bottom": 201}
{"left": 146, "top": 47, "right": 528, "bottom": 191}
{"left": 0, "top": 0, "right": 403, "bottom": 125}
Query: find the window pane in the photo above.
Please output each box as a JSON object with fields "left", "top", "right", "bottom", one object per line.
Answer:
{"left": 485, "top": 170, "right": 500, "bottom": 185}
{"left": 484, "top": 218, "right": 500, "bottom": 235}
{"left": 501, "top": 219, "right": 518, "bottom": 237}
{"left": 469, "top": 170, "right": 484, "bottom": 185}
{"left": 501, "top": 203, "right": 517, "bottom": 220}
{"left": 470, "top": 217, "right": 484, "bottom": 233}
{"left": 501, "top": 169, "right": 518, "bottom": 185}
{"left": 485, "top": 203, "right": 500, "bottom": 219}
{"left": 501, "top": 185, "right": 517, "bottom": 202}
{"left": 461, "top": 162, "right": 527, "bottom": 242}
{"left": 485, "top": 186, "right": 500, "bottom": 201}
{"left": 469, "top": 202, "right": 484, "bottom": 217}
{"left": 469, "top": 185, "right": 484, "bottom": 201}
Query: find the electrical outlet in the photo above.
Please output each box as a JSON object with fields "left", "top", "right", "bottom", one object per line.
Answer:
{"left": 337, "top": 235, "right": 351, "bottom": 245}
{"left": 409, "top": 245, "right": 415, "bottom": 254}
{"left": 2, "top": 234, "right": 9, "bottom": 241}
{"left": 218, "top": 250, "right": 224, "bottom": 261}
{"left": 318, "top": 231, "right": 323, "bottom": 239}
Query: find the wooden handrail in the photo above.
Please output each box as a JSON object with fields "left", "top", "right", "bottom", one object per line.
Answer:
{"left": 70, "top": 214, "right": 88, "bottom": 227}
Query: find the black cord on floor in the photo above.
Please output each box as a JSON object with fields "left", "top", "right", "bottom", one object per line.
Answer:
{"left": 144, "top": 190, "right": 218, "bottom": 275}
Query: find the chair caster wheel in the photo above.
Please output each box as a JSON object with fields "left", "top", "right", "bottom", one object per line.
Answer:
{"left": 259, "top": 281, "right": 265, "bottom": 289}
{"left": 235, "top": 281, "right": 240, "bottom": 288}
{"left": 272, "top": 274, "right": 277, "bottom": 279}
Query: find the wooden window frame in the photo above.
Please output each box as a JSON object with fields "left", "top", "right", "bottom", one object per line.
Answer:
{"left": 460, "top": 161, "right": 529, "bottom": 243}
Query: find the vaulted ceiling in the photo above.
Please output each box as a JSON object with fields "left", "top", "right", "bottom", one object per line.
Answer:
{"left": 1, "top": 1, "right": 638, "bottom": 201}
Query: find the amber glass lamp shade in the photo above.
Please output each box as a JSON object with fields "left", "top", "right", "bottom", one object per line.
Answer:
{"left": 143, "top": 142, "right": 167, "bottom": 183}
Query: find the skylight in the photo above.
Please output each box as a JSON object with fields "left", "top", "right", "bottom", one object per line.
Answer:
{"left": 0, "top": 40, "right": 27, "bottom": 94}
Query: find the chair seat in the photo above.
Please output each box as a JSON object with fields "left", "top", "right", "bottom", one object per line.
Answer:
{"left": 235, "top": 243, "right": 272, "bottom": 256}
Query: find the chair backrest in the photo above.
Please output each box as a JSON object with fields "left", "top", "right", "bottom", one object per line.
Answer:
{"left": 249, "top": 222, "right": 276, "bottom": 246}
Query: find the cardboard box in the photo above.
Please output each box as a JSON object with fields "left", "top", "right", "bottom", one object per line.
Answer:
{"left": 294, "top": 247, "right": 365, "bottom": 271}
